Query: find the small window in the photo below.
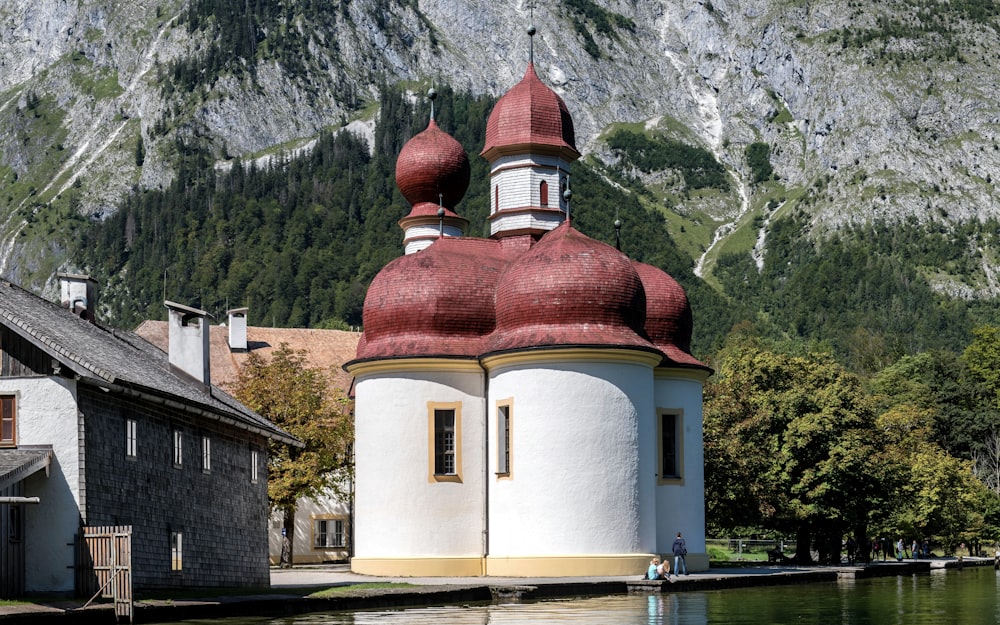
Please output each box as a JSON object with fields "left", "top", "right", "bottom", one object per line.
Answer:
{"left": 173, "top": 430, "right": 183, "bottom": 467}
{"left": 0, "top": 395, "right": 15, "bottom": 447}
{"left": 170, "top": 531, "right": 183, "bottom": 571}
{"left": 251, "top": 449, "right": 259, "bottom": 483}
{"left": 494, "top": 185, "right": 500, "bottom": 213}
{"left": 497, "top": 402, "right": 511, "bottom": 476}
{"left": 313, "top": 518, "right": 346, "bottom": 549}
{"left": 659, "top": 411, "right": 682, "bottom": 480}
{"left": 435, "top": 409, "right": 456, "bottom": 475}
{"left": 539, "top": 180, "right": 548, "bottom": 207}
{"left": 126, "top": 419, "right": 137, "bottom": 458}
{"left": 428, "top": 402, "right": 462, "bottom": 482}
{"left": 201, "top": 436, "right": 211, "bottom": 473}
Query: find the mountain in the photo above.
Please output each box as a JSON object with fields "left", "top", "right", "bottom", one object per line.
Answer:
{"left": 2, "top": 0, "right": 999, "bottom": 361}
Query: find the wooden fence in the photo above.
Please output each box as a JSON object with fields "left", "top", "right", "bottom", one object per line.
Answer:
{"left": 77, "top": 525, "right": 132, "bottom": 622}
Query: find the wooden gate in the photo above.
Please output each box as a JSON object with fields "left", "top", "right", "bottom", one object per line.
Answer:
{"left": 77, "top": 525, "right": 132, "bottom": 622}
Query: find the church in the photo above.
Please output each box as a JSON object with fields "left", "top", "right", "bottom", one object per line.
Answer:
{"left": 345, "top": 28, "right": 711, "bottom": 577}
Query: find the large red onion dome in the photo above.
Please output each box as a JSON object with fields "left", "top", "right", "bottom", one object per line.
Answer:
{"left": 487, "top": 222, "right": 658, "bottom": 354}
{"left": 355, "top": 238, "right": 503, "bottom": 360}
{"left": 481, "top": 63, "right": 579, "bottom": 161}
{"left": 632, "top": 261, "right": 706, "bottom": 368}
{"left": 396, "top": 119, "right": 470, "bottom": 217}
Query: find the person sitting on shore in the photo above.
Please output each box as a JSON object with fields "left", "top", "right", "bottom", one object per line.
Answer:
{"left": 657, "top": 559, "right": 670, "bottom": 579}
{"left": 647, "top": 558, "right": 662, "bottom": 580}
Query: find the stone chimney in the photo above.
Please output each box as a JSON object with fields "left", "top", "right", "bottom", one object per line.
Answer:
{"left": 227, "top": 307, "right": 248, "bottom": 352}
{"left": 57, "top": 273, "right": 99, "bottom": 323}
{"left": 165, "top": 301, "right": 212, "bottom": 388}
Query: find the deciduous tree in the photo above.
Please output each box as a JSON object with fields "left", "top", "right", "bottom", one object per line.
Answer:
{"left": 233, "top": 344, "right": 353, "bottom": 567}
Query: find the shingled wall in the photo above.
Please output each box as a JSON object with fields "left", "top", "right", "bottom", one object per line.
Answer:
{"left": 78, "top": 386, "right": 270, "bottom": 590}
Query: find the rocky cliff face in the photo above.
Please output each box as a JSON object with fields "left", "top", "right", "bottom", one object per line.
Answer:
{"left": 2, "top": 0, "right": 999, "bottom": 294}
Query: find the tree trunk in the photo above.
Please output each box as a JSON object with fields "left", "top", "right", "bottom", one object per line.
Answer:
{"left": 795, "top": 524, "right": 813, "bottom": 564}
{"left": 280, "top": 507, "right": 296, "bottom": 568}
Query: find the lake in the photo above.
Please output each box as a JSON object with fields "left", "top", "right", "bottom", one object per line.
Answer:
{"left": 156, "top": 565, "right": 1000, "bottom": 624}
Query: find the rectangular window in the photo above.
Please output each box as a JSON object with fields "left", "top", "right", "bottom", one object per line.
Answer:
{"left": 0, "top": 395, "right": 15, "bottom": 447}
{"left": 659, "top": 411, "right": 682, "bottom": 480}
{"left": 125, "top": 419, "right": 137, "bottom": 458}
{"left": 251, "top": 450, "right": 259, "bottom": 483}
{"left": 173, "top": 430, "right": 183, "bottom": 467}
{"left": 313, "top": 518, "right": 345, "bottom": 549}
{"left": 201, "top": 436, "right": 211, "bottom": 472}
{"left": 170, "top": 531, "right": 183, "bottom": 571}
{"left": 497, "top": 402, "right": 511, "bottom": 476}
{"left": 428, "top": 402, "right": 462, "bottom": 482}
{"left": 435, "top": 409, "right": 456, "bottom": 475}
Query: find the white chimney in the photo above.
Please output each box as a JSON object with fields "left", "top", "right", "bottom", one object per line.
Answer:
{"left": 57, "top": 273, "right": 99, "bottom": 323}
{"left": 165, "top": 301, "right": 212, "bottom": 388}
{"left": 227, "top": 307, "right": 248, "bottom": 352}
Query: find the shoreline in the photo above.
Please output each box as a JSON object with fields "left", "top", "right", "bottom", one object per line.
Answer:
{"left": 3, "top": 557, "right": 992, "bottom": 624}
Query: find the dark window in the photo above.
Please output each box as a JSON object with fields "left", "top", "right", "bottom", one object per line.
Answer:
{"left": 434, "top": 409, "right": 456, "bottom": 475}
{"left": 539, "top": 180, "right": 549, "bottom": 207}
{"left": 661, "top": 413, "right": 679, "bottom": 477}
{"left": 497, "top": 404, "right": 511, "bottom": 475}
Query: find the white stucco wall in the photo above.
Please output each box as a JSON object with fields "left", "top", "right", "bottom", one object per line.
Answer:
{"left": 3, "top": 376, "right": 81, "bottom": 593}
{"left": 653, "top": 373, "right": 706, "bottom": 556}
{"left": 269, "top": 487, "right": 352, "bottom": 564}
{"left": 486, "top": 359, "right": 656, "bottom": 556}
{"left": 353, "top": 368, "right": 485, "bottom": 559}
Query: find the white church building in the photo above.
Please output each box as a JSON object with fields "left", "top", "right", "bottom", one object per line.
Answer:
{"left": 345, "top": 30, "right": 711, "bottom": 577}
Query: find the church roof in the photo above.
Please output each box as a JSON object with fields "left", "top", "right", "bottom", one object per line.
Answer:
{"left": 396, "top": 118, "right": 470, "bottom": 219}
{"left": 481, "top": 63, "right": 579, "bottom": 161}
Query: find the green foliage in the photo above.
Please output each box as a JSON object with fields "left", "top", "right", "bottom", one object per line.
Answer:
{"left": 712, "top": 212, "right": 996, "bottom": 368}
{"left": 745, "top": 142, "right": 773, "bottom": 184}
{"left": 560, "top": 0, "right": 636, "bottom": 58}
{"left": 833, "top": 0, "right": 1000, "bottom": 62}
{"left": 232, "top": 343, "right": 352, "bottom": 565}
{"left": 606, "top": 129, "right": 730, "bottom": 192}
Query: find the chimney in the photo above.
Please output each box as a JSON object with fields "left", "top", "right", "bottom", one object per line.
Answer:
{"left": 227, "top": 307, "right": 248, "bottom": 352}
{"left": 57, "top": 273, "right": 99, "bottom": 323}
{"left": 165, "top": 301, "right": 212, "bottom": 388}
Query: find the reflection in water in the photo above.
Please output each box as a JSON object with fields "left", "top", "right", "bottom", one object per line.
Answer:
{"left": 153, "top": 566, "right": 1000, "bottom": 625}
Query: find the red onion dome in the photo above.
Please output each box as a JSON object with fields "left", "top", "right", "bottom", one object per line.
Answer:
{"left": 632, "top": 261, "right": 706, "bottom": 368}
{"left": 355, "top": 238, "right": 503, "bottom": 360}
{"left": 488, "top": 223, "right": 658, "bottom": 354}
{"left": 395, "top": 119, "right": 470, "bottom": 215}
{"left": 481, "top": 64, "right": 579, "bottom": 161}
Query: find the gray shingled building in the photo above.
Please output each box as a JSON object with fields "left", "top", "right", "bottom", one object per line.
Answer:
{"left": 0, "top": 275, "right": 300, "bottom": 597}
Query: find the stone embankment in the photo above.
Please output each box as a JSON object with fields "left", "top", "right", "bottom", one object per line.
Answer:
{"left": 3, "top": 558, "right": 992, "bottom": 625}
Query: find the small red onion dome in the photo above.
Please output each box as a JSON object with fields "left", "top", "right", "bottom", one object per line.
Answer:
{"left": 632, "top": 261, "right": 706, "bottom": 368}
{"left": 355, "top": 238, "right": 503, "bottom": 360}
{"left": 481, "top": 64, "right": 579, "bottom": 161}
{"left": 395, "top": 119, "right": 470, "bottom": 215}
{"left": 488, "top": 222, "right": 658, "bottom": 354}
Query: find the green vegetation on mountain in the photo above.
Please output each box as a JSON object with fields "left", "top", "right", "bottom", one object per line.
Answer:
{"left": 606, "top": 129, "right": 730, "bottom": 192}
{"left": 560, "top": 0, "right": 636, "bottom": 58}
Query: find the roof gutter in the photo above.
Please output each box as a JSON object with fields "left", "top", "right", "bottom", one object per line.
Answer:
{"left": 80, "top": 377, "right": 304, "bottom": 448}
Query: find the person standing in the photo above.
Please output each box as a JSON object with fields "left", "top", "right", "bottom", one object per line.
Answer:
{"left": 672, "top": 532, "right": 688, "bottom": 575}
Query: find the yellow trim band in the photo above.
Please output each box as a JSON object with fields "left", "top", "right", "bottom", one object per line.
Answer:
{"left": 482, "top": 348, "right": 662, "bottom": 371}
{"left": 350, "top": 554, "right": 712, "bottom": 577}
{"left": 346, "top": 358, "right": 483, "bottom": 377}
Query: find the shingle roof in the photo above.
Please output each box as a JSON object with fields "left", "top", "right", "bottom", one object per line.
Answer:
{"left": 0, "top": 446, "right": 52, "bottom": 491}
{"left": 0, "top": 281, "right": 299, "bottom": 446}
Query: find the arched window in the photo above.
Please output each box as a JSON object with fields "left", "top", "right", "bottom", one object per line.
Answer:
{"left": 539, "top": 180, "right": 548, "bottom": 207}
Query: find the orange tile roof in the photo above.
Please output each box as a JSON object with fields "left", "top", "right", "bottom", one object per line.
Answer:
{"left": 134, "top": 321, "right": 360, "bottom": 394}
